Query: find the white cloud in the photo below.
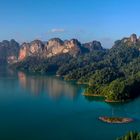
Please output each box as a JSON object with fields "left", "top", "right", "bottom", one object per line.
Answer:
{"left": 47, "top": 28, "right": 66, "bottom": 34}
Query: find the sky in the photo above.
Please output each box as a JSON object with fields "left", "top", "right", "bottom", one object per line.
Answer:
{"left": 0, "top": 0, "right": 140, "bottom": 48}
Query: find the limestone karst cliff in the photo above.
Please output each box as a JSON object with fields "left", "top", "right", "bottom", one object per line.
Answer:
{"left": 18, "top": 38, "right": 103, "bottom": 61}
{"left": 0, "top": 38, "right": 103, "bottom": 64}
{"left": 114, "top": 34, "right": 140, "bottom": 47}
{"left": 0, "top": 39, "right": 20, "bottom": 64}
{"left": 1, "top": 34, "right": 140, "bottom": 64}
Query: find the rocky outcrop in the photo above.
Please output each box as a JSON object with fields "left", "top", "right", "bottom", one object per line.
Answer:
{"left": 0, "top": 39, "right": 20, "bottom": 64}
{"left": 122, "top": 34, "right": 139, "bottom": 45}
{"left": 18, "top": 38, "right": 83, "bottom": 61}
{"left": 130, "top": 34, "right": 137, "bottom": 44}
{"left": 64, "top": 39, "right": 82, "bottom": 56}
{"left": 30, "top": 40, "right": 44, "bottom": 55}
{"left": 18, "top": 43, "right": 30, "bottom": 61}
{"left": 0, "top": 38, "right": 103, "bottom": 63}
{"left": 83, "top": 41, "right": 103, "bottom": 52}
{"left": 18, "top": 40, "right": 44, "bottom": 61}
{"left": 114, "top": 34, "right": 140, "bottom": 48}
{"left": 44, "top": 38, "right": 83, "bottom": 57}
{"left": 18, "top": 38, "right": 105, "bottom": 61}
{"left": 45, "top": 38, "right": 68, "bottom": 57}
{"left": 18, "top": 38, "right": 99, "bottom": 61}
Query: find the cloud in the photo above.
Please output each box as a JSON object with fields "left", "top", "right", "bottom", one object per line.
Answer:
{"left": 47, "top": 28, "right": 66, "bottom": 34}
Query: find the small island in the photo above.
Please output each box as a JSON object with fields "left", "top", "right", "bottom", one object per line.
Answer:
{"left": 99, "top": 116, "right": 133, "bottom": 124}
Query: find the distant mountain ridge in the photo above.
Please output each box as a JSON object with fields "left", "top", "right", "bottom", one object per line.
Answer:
{"left": 0, "top": 39, "right": 20, "bottom": 64}
{"left": 114, "top": 34, "right": 140, "bottom": 47}
{"left": 18, "top": 38, "right": 103, "bottom": 61}
{"left": 0, "top": 38, "right": 103, "bottom": 64}
{"left": 1, "top": 34, "right": 140, "bottom": 64}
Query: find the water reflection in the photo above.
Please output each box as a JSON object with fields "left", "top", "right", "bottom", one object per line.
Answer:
{"left": 1, "top": 67, "right": 140, "bottom": 118}
{"left": 18, "top": 72, "right": 81, "bottom": 100}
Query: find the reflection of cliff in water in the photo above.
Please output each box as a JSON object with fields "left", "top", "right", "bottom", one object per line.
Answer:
{"left": 18, "top": 72, "right": 81, "bottom": 100}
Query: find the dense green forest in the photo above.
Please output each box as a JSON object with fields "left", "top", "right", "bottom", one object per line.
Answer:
{"left": 11, "top": 36, "right": 140, "bottom": 102}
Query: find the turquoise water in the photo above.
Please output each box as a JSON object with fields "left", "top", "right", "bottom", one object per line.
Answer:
{"left": 0, "top": 67, "right": 140, "bottom": 140}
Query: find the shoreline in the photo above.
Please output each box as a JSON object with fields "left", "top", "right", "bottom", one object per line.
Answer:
{"left": 84, "top": 93, "right": 131, "bottom": 103}
{"left": 105, "top": 99, "right": 131, "bottom": 103}
{"left": 83, "top": 93, "right": 104, "bottom": 97}
{"left": 99, "top": 116, "right": 134, "bottom": 124}
{"left": 105, "top": 99, "right": 123, "bottom": 103}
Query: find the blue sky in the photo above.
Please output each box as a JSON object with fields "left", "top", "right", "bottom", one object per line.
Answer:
{"left": 0, "top": 0, "right": 140, "bottom": 48}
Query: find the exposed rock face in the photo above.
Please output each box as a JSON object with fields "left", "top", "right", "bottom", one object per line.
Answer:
{"left": 114, "top": 34, "right": 140, "bottom": 48}
{"left": 18, "top": 40, "right": 44, "bottom": 61}
{"left": 18, "top": 43, "right": 30, "bottom": 61}
{"left": 0, "top": 43, "right": 7, "bottom": 64}
{"left": 83, "top": 41, "right": 103, "bottom": 52}
{"left": 122, "top": 34, "right": 138, "bottom": 44}
{"left": 64, "top": 39, "right": 82, "bottom": 56}
{"left": 130, "top": 34, "right": 137, "bottom": 44}
{"left": 45, "top": 38, "right": 66, "bottom": 57}
{"left": 18, "top": 38, "right": 88, "bottom": 61}
{"left": 30, "top": 40, "right": 44, "bottom": 55}
{"left": 44, "top": 38, "right": 82, "bottom": 57}
{"left": 0, "top": 38, "right": 103, "bottom": 63}
{"left": 0, "top": 39, "right": 20, "bottom": 64}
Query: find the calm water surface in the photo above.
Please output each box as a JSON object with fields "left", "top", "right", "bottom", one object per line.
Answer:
{"left": 0, "top": 67, "right": 140, "bottom": 140}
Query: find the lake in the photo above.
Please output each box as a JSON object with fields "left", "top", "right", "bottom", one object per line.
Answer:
{"left": 0, "top": 67, "right": 140, "bottom": 140}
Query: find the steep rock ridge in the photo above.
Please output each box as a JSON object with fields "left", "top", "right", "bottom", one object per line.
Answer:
{"left": 64, "top": 39, "right": 82, "bottom": 56}
{"left": 45, "top": 38, "right": 67, "bottom": 57}
{"left": 18, "top": 43, "right": 30, "bottom": 61}
{"left": 18, "top": 38, "right": 83, "bottom": 61}
{"left": 0, "top": 42, "right": 7, "bottom": 64}
{"left": 83, "top": 41, "right": 103, "bottom": 52}
{"left": 114, "top": 34, "right": 140, "bottom": 47}
{"left": 0, "top": 39, "right": 20, "bottom": 64}
{"left": 0, "top": 38, "right": 103, "bottom": 63}
{"left": 1, "top": 34, "right": 140, "bottom": 64}
{"left": 30, "top": 40, "right": 44, "bottom": 55}
{"left": 18, "top": 40, "right": 45, "bottom": 61}
{"left": 18, "top": 38, "right": 102, "bottom": 61}
{"left": 130, "top": 34, "right": 137, "bottom": 44}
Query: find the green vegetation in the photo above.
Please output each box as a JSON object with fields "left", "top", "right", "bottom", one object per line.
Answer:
{"left": 117, "top": 131, "right": 140, "bottom": 140}
{"left": 11, "top": 54, "right": 73, "bottom": 73}
{"left": 12, "top": 40, "right": 140, "bottom": 102}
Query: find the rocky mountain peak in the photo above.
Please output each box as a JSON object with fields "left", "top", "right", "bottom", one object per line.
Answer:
{"left": 64, "top": 39, "right": 81, "bottom": 49}
{"left": 46, "top": 38, "right": 64, "bottom": 50}
{"left": 70, "top": 39, "right": 80, "bottom": 44}
{"left": 130, "top": 34, "right": 137, "bottom": 44}
{"left": 18, "top": 43, "right": 30, "bottom": 61}
{"left": 83, "top": 40, "right": 103, "bottom": 52}
{"left": 0, "top": 40, "right": 20, "bottom": 64}
{"left": 48, "top": 38, "right": 63, "bottom": 43}
{"left": 30, "top": 40, "right": 44, "bottom": 55}
{"left": 114, "top": 34, "right": 140, "bottom": 48}
{"left": 0, "top": 37, "right": 103, "bottom": 64}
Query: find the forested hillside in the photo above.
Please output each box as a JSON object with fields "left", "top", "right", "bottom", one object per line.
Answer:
{"left": 11, "top": 34, "right": 140, "bottom": 102}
